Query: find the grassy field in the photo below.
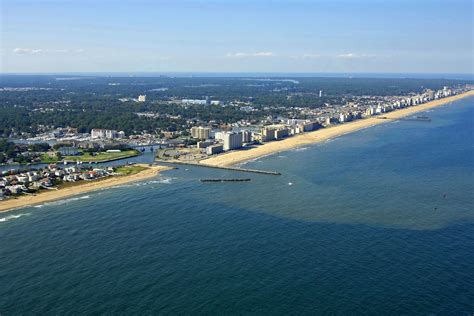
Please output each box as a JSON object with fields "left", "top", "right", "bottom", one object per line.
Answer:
{"left": 64, "top": 150, "right": 140, "bottom": 162}
{"left": 114, "top": 165, "right": 148, "bottom": 175}
{"left": 40, "top": 153, "right": 61, "bottom": 163}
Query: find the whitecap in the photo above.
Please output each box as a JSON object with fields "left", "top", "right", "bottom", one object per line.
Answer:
{"left": 112, "top": 178, "right": 174, "bottom": 188}
{"left": 149, "top": 178, "right": 173, "bottom": 184}
{"left": 39, "top": 195, "right": 91, "bottom": 207}
{"left": 293, "top": 147, "right": 308, "bottom": 152}
{"left": 0, "top": 213, "right": 31, "bottom": 222}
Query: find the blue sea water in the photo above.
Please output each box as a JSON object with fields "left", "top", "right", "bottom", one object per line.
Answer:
{"left": 1, "top": 97, "right": 473, "bottom": 314}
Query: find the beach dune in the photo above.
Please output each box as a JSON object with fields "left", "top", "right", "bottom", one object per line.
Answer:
{"left": 200, "top": 90, "right": 474, "bottom": 167}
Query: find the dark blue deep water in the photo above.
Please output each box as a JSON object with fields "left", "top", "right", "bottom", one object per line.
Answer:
{"left": 1, "top": 97, "right": 474, "bottom": 314}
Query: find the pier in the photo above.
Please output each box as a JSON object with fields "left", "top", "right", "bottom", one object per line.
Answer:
{"left": 377, "top": 115, "right": 431, "bottom": 122}
{"left": 200, "top": 178, "right": 251, "bottom": 182}
{"left": 199, "top": 164, "right": 281, "bottom": 175}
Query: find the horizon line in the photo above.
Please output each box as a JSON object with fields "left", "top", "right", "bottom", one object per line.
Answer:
{"left": 1, "top": 71, "right": 473, "bottom": 79}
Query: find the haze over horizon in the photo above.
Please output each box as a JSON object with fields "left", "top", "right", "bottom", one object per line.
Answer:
{"left": 1, "top": 0, "right": 473, "bottom": 74}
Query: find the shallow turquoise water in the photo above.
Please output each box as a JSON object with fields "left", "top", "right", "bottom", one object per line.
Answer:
{"left": 1, "top": 97, "right": 473, "bottom": 314}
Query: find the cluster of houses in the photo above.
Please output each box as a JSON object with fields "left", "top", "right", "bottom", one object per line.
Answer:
{"left": 0, "top": 165, "right": 114, "bottom": 200}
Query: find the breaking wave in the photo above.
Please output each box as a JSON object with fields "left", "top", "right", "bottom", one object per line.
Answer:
{"left": 113, "top": 178, "right": 174, "bottom": 188}
{"left": 0, "top": 213, "right": 31, "bottom": 222}
{"left": 34, "top": 195, "right": 91, "bottom": 208}
{"left": 293, "top": 147, "right": 308, "bottom": 152}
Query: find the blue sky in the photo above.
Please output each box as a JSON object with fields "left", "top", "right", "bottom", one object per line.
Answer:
{"left": 1, "top": 0, "right": 473, "bottom": 73}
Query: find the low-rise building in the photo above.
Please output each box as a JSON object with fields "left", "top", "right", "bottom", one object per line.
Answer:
{"left": 197, "top": 140, "right": 214, "bottom": 149}
{"left": 206, "top": 144, "right": 224, "bottom": 155}
{"left": 58, "top": 146, "right": 80, "bottom": 156}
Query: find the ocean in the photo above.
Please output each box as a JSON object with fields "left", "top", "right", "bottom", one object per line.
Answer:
{"left": 1, "top": 97, "right": 473, "bottom": 314}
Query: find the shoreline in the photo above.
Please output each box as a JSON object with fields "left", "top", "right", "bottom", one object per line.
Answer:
{"left": 200, "top": 90, "right": 474, "bottom": 167}
{"left": 0, "top": 164, "right": 172, "bottom": 213}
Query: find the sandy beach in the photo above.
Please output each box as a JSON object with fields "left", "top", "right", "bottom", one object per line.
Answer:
{"left": 200, "top": 90, "right": 474, "bottom": 167}
{"left": 0, "top": 164, "right": 172, "bottom": 213}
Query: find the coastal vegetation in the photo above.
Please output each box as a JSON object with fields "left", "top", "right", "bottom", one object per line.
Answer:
{"left": 114, "top": 165, "right": 148, "bottom": 175}
{"left": 1, "top": 75, "right": 472, "bottom": 138}
{"left": 0, "top": 139, "right": 139, "bottom": 164}
{"left": 63, "top": 149, "right": 140, "bottom": 162}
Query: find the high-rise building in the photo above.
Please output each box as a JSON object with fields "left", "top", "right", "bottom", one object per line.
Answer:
{"left": 274, "top": 128, "right": 289, "bottom": 139}
{"left": 319, "top": 90, "right": 323, "bottom": 97}
{"left": 222, "top": 132, "right": 242, "bottom": 151}
{"left": 261, "top": 127, "right": 276, "bottom": 142}
{"left": 91, "top": 129, "right": 118, "bottom": 139}
{"left": 91, "top": 128, "right": 105, "bottom": 139}
{"left": 138, "top": 95, "right": 146, "bottom": 102}
{"left": 427, "top": 90, "right": 435, "bottom": 100}
{"left": 191, "top": 126, "right": 211, "bottom": 139}
{"left": 241, "top": 130, "right": 252, "bottom": 143}
{"left": 339, "top": 113, "right": 346, "bottom": 123}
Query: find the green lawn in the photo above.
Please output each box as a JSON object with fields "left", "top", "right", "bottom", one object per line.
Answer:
{"left": 40, "top": 153, "right": 60, "bottom": 163}
{"left": 64, "top": 150, "right": 140, "bottom": 162}
{"left": 114, "top": 165, "right": 147, "bottom": 175}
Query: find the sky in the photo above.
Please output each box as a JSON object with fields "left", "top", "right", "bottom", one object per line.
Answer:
{"left": 1, "top": 0, "right": 473, "bottom": 74}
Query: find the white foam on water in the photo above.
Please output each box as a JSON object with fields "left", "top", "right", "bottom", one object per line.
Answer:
{"left": 148, "top": 178, "right": 173, "bottom": 184}
{"left": 37, "top": 195, "right": 91, "bottom": 208}
{"left": 0, "top": 213, "right": 31, "bottom": 222}
{"left": 112, "top": 178, "right": 174, "bottom": 188}
{"left": 292, "top": 147, "right": 308, "bottom": 152}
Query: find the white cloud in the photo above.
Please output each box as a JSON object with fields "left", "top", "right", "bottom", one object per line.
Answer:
{"left": 226, "top": 52, "right": 275, "bottom": 58}
{"left": 13, "top": 48, "right": 43, "bottom": 54}
{"left": 337, "top": 53, "right": 377, "bottom": 59}
{"left": 13, "top": 48, "right": 85, "bottom": 55}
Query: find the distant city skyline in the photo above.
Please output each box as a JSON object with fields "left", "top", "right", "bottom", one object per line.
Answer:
{"left": 1, "top": 0, "right": 473, "bottom": 73}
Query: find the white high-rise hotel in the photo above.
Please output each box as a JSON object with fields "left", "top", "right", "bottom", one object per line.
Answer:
{"left": 222, "top": 132, "right": 242, "bottom": 151}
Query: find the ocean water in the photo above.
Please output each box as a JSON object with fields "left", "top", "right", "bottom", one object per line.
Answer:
{"left": 1, "top": 97, "right": 473, "bottom": 314}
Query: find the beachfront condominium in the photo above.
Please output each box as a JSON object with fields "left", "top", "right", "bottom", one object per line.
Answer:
{"left": 191, "top": 126, "right": 211, "bottom": 140}
{"left": 261, "top": 126, "right": 276, "bottom": 142}
{"left": 222, "top": 132, "right": 243, "bottom": 151}
{"left": 241, "top": 130, "right": 252, "bottom": 143}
